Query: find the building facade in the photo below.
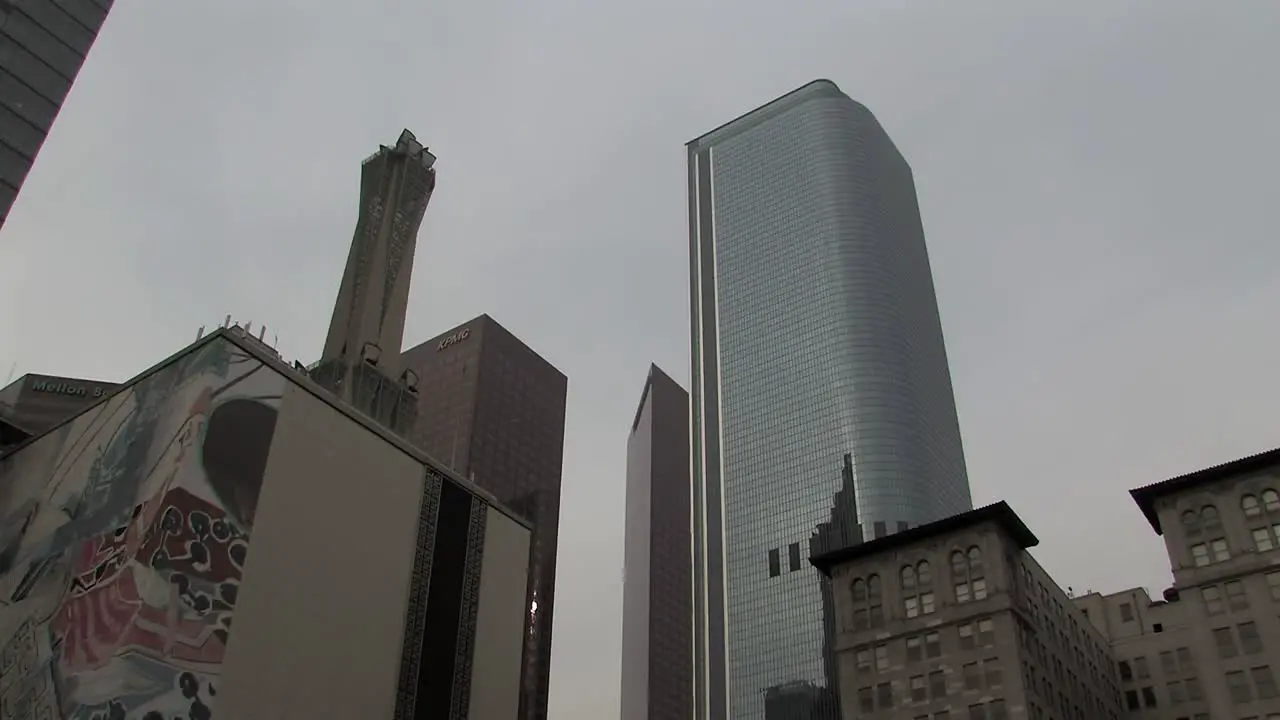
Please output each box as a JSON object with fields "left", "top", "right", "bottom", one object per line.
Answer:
{"left": 0, "top": 329, "right": 532, "bottom": 719}
{"left": 401, "top": 313, "right": 568, "bottom": 720}
{"left": 1125, "top": 449, "right": 1280, "bottom": 719}
{"left": 0, "top": 0, "right": 114, "bottom": 228}
{"left": 0, "top": 371, "right": 118, "bottom": 435}
{"left": 311, "top": 129, "right": 436, "bottom": 436}
{"left": 813, "top": 446, "right": 1280, "bottom": 720}
{"left": 812, "top": 503, "right": 1126, "bottom": 720}
{"left": 621, "top": 364, "right": 693, "bottom": 720}
{"left": 687, "top": 79, "right": 972, "bottom": 720}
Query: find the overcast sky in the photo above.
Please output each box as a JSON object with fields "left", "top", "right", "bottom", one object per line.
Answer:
{"left": 2, "top": 1, "right": 1279, "bottom": 716}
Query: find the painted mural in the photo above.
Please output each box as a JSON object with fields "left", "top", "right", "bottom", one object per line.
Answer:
{"left": 0, "top": 337, "right": 284, "bottom": 720}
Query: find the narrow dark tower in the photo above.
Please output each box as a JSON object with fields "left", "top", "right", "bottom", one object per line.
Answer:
{"left": 311, "top": 130, "right": 435, "bottom": 435}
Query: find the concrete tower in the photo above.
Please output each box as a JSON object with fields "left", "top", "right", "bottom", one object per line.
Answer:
{"left": 311, "top": 129, "right": 436, "bottom": 435}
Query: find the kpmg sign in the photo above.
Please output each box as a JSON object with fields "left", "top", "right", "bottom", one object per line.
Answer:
{"left": 30, "top": 378, "right": 108, "bottom": 399}
{"left": 437, "top": 328, "right": 471, "bottom": 351}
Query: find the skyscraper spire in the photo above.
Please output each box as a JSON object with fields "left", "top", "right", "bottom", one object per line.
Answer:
{"left": 321, "top": 129, "right": 437, "bottom": 374}
{"left": 311, "top": 130, "right": 434, "bottom": 436}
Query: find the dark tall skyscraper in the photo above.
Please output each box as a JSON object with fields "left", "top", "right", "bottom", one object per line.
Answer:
{"left": 688, "top": 80, "right": 972, "bottom": 720}
{"left": 401, "top": 314, "right": 567, "bottom": 720}
{"left": 312, "top": 129, "right": 435, "bottom": 435}
{"left": 0, "top": 0, "right": 114, "bottom": 229}
{"left": 621, "top": 365, "right": 692, "bottom": 720}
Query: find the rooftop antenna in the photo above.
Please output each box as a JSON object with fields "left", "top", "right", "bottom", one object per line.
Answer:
{"left": 258, "top": 324, "right": 266, "bottom": 341}
{"left": 223, "top": 314, "right": 232, "bottom": 328}
{"left": 195, "top": 326, "right": 205, "bottom": 342}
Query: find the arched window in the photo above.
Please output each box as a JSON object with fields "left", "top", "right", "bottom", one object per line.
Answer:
{"left": 1264, "top": 489, "right": 1280, "bottom": 513}
{"left": 1247, "top": 489, "right": 1280, "bottom": 554}
{"left": 954, "top": 545, "right": 988, "bottom": 603}
{"left": 1118, "top": 660, "right": 1132, "bottom": 682}
{"left": 903, "top": 560, "right": 936, "bottom": 618}
{"left": 867, "top": 574, "right": 884, "bottom": 628}
{"left": 1201, "top": 505, "right": 1222, "bottom": 532}
{"left": 850, "top": 574, "right": 885, "bottom": 632}
{"left": 1243, "top": 495, "right": 1261, "bottom": 517}
{"left": 1181, "top": 510, "right": 1200, "bottom": 535}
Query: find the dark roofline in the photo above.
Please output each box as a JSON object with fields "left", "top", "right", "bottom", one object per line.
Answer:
{"left": 400, "top": 312, "right": 568, "bottom": 384}
{"left": 1130, "top": 445, "right": 1280, "bottom": 534}
{"left": 809, "top": 501, "right": 1038, "bottom": 577}
{"left": 630, "top": 363, "right": 684, "bottom": 434}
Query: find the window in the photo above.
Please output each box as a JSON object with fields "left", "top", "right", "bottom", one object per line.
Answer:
{"left": 959, "top": 623, "right": 975, "bottom": 650}
{"left": 984, "top": 659, "right": 1003, "bottom": 688}
{"left": 788, "top": 542, "right": 801, "bottom": 572}
{"left": 1182, "top": 509, "right": 1201, "bottom": 534}
{"left": 1227, "top": 670, "right": 1253, "bottom": 703}
{"left": 925, "top": 631, "right": 941, "bottom": 658}
{"left": 1245, "top": 494, "right": 1263, "bottom": 517}
{"left": 1240, "top": 621, "right": 1265, "bottom": 654}
{"left": 1255, "top": 527, "right": 1275, "bottom": 551}
{"left": 855, "top": 648, "right": 872, "bottom": 674}
{"left": 1227, "top": 580, "right": 1250, "bottom": 611}
{"left": 978, "top": 618, "right": 995, "bottom": 646}
{"left": 903, "top": 561, "right": 934, "bottom": 617}
{"left": 1269, "top": 572, "right": 1280, "bottom": 601}
{"left": 857, "top": 686, "right": 873, "bottom": 713}
{"left": 1176, "top": 646, "right": 1193, "bottom": 671}
{"left": 953, "top": 546, "right": 986, "bottom": 602}
{"left": 989, "top": 699, "right": 1007, "bottom": 720}
{"left": 1191, "top": 543, "right": 1211, "bottom": 566}
{"left": 1212, "top": 537, "right": 1231, "bottom": 562}
{"left": 1265, "top": 488, "right": 1280, "bottom": 512}
{"left": 851, "top": 574, "right": 885, "bottom": 630}
{"left": 875, "top": 644, "right": 889, "bottom": 672}
{"left": 1186, "top": 676, "right": 1203, "bottom": 701}
{"left": 1118, "top": 661, "right": 1133, "bottom": 682}
{"left": 1203, "top": 586, "right": 1225, "bottom": 615}
{"left": 1142, "top": 686, "right": 1157, "bottom": 708}
{"left": 1125, "top": 690, "right": 1139, "bottom": 710}
{"left": 768, "top": 549, "right": 780, "bottom": 577}
{"left": 1168, "top": 680, "right": 1186, "bottom": 703}
{"left": 1216, "top": 627, "right": 1239, "bottom": 658}
{"left": 907, "top": 636, "right": 923, "bottom": 662}
{"left": 1202, "top": 504, "right": 1222, "bottom": 531}
{"left": 868, "top": 575, "right": 884, "bottom": 627}
{"left": 929, "top": 669, "right": 946, "bottom": 698}
{"left": 964, "top": 662, "right": 981, "bottom": 690}
{"left": 1132, "top": 656, "right": 1150, "bottom": 679}
{"left": 1254, "top": 666, "right": 1278, "bottom": 699}
{"left": 911, "top": 675, "right": 927, "bottom": 702}
{"left": 876, "top": 681, "right": 893, "bottom": 708}
{"left": 968, "top": 703, "right": 985, "bottom": 720}
{"left": 1160, "top": 650, "right": 1177, "bottom": 675}
{"left": 1120, "top": 602, "right": 1134, "bottom": 622}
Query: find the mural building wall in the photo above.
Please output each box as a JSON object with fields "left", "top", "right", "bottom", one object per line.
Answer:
{"left": 0, "top": 338, "right": 284, "bottom": 720}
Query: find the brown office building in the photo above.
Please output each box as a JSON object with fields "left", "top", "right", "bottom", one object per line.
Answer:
{"left": 401, "top": 313, "right": 568, "bottom": 720}
{"left": 621, "top": 364, "right": 693, "bottom": 720}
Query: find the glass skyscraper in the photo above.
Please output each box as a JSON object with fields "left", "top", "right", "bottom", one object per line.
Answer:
{"left": 687, "top": 79, "right": 973, "bottom": 720}
{"left": 0, "top": 0, "right": 114, "bottom": 229}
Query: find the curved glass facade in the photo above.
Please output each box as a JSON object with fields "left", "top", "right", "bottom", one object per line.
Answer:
{"left": 688, "top": 80, "right": 973, "bottom": 720}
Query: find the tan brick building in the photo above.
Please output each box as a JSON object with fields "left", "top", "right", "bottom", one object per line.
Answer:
{"left": 812, "top": 447, "right": 1280, "bottom": 720}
